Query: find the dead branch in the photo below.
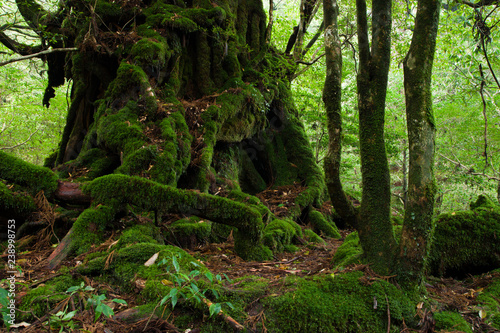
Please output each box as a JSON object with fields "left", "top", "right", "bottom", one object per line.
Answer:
{"left": 0, "top": 47, "right": 78, "bottom": 67}
{"left": 0, "top": 127, "right": 40, "bottom": 150}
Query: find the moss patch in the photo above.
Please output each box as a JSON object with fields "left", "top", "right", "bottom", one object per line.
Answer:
{"left": 332, "top": 232, "right": 363, "bottom": 269}
{"left": 262, "top": 272, "right": 416, "bottom": 332}
{"left": 434, "top": 311, "right": 473, "bottom": 333}
{"left": 0, "top": 151, "right": 58, "bottom": 196}
{"left": 308, "top": 209, "right": 341, "bottom": 239}
{"left": 429, "top": 195, "right": 500, "bottom": 277}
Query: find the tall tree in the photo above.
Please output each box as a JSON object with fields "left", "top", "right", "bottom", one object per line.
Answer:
{"left": 324, "top": 0, "right": 441, "bottom": 283}
{"left": 397, "top": 0, "right": 441, "bottom": 287}
{"left": 324, "top": 0, "right": 397, "bottom": 276}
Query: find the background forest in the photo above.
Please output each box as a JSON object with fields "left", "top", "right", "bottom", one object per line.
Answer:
{"left": 2, "top": 0, "right": 499, "bottom": 214}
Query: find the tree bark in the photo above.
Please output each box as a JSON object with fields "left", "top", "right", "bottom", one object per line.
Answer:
{"left": 397, "top": 0, "right": 441, "bottom": 288}
{"left": 323, "top": 0, "right": 358, "bottom": 227}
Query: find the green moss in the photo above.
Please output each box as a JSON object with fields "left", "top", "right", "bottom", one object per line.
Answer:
{"left": 476, "top": 273, "right": 500, "bottom": 329}
{"left": 332, "top": 232, "right": 363, "bottom": 269}
{"left": 116, "top": 224, "right": 163, "bottom": 250}
{"left": 72, "top": 148, "right": 118, "bottom": 180}
{"left": 470, "top": 194, "right": 498, "bottom": 210}
{"left": 308, "top": 209, "right": 341, "bottom": 238}
{"left": 0, "top": 151, "right": 58, "bottom": 196}
{"left": 78, "top": 242, "right": 205, "bottom": 292}
{"left": 167, "top": 216, "right": 213, "bottom": 248}
{"left": 130, "top": 37, "right": 169, "bottom": 68}
{"left": 0, "top": 182, "right": 36, "bottom": 217}
{"left": 304, "top": 229, "right": 325, "bottom": 244}
{"left": 96, "top": 102, "right": 146, "bottom": 156}
{"left": 85, "top": 174, "right": 266, "bottom": 260}
{"left": 263, "top": 219, "right": 298, "bottom": 253}
{"left": 72, "top": 204, "right": 117, "bottom": 254}
{"left": 262, "top": 272, "right": 416, "bottom": 332}
{"left": 434, "top": 311, "right": 473, "bottom": 333}
{"left": 19, "top": 274, "right": 82, "bottom": 321}
{"left": 429, "top": 205, "right": 500, "bottom": 276}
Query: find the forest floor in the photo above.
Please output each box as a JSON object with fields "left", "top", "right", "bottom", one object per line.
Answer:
{"left": 4, "top": 230, "right": 499, "bottom": 333}
{"left": 1, "top": 187, "right": 498, "bottom": 332}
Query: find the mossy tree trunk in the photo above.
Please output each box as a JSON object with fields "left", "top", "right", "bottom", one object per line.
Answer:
{"left": 354, "top": 0, "right": 397, "bottom": 275}
{"left": 397, "top": 0, "right": 441, "bottom": 288}
{"left": 0, "top": 0, "right": 325, "bottom": 261}
{"left": 324, "top": 0, "right": 440, "bottom": 282}
{"left": 323, "top": 0, "right": 358, "bottom": 228}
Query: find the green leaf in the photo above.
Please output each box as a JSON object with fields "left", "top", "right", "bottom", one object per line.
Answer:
{"left": 205, "top": 272, "right": 214, "bottom": 283}
{"left": 112, "top": 298, "right": 127, "bottom": 305}
{"left": 0, "top": 288, "right": 9, "bottom": 307}
{"left": 160, "top": 295, "right": 170, "bottom": 306}
{"left": 190, "top": 283, "right": 199, "bottom": 293}
{"left": 101, "top": 303, "right": 114, "bottom": 318}
{"left": 171, "top": 293, "right": 178, "bottom": 308}
{"left": 209, "top": 303, "right": 222, "bottom": 317}
{"left": 62, "top": 310, "right": 78, "bottom": 321}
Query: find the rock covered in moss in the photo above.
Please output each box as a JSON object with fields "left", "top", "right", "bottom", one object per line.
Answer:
{"left": 428, "top": 195, "right": 500, "bottom": 277}
{"left": 262, "top": 272, "right": 416, "bottom": 332}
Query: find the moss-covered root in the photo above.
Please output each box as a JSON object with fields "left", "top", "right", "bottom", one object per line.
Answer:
{"left": 47, "top": 204, "right": 117, "bottom": 269}
{"left": 0, "top": 181, "right": 37, "bottom": 220}
{"left": 85, "top": 174, "right": 271, "bottom": 260}
{"left": 0, "top": 151, "right": 58, "bottom": 196}
{"left": 308, "top": 209, "right": 341, "bottom": 239}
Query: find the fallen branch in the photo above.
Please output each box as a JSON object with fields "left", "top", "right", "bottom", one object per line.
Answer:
{"left": 201, "top": 297, "right": 246, "bottom": 331}
{"left": 0, "top": 47, "right": 78, "bottom": 67}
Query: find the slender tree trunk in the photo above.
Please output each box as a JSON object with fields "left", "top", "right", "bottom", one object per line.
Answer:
{"left": 355, "top": 0, "right": 396, "bottom": 275}
{"left": 323, "top": 0, "right": 358, "bottom": 228}
{"left": 397, "top": 0, "right": 441, "bottom": 287}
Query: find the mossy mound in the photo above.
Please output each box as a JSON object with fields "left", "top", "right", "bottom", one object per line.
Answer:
{"left": 429, "top": 195, "right": 500, "bottom": 277}
{"left": 308, "top": 209, "right": 341, "bottom": 239}
{"left": 476, "top": 271, "right": 500, "bottom": 329}
{"left": 0, "top": 151, "right": 58, "bottom": 197}
{"left": 263, "top": 219, "right": 301, "bottom": 253}
{"left": 303, "top": 228, "right": 325, "bottom": 244}
{"left": 166, "top": 216, "right": 214, "bottom": 248}
{"left": 261, "top": 272, "right": 416, "bottom": 332}
{"left": 18, "top": 274, "right": 82, "bottom": 321}
{"left": 332, "top": 231, "right": 363, "bottom": 269}
{"left": 78, "top": 242, "right": 204, "bottom": 292}
{"left": 434, "top": 311, "right": 473, "bottom": 333}
{"left": 0, "top": 181, "right": 36, "bottom": 219}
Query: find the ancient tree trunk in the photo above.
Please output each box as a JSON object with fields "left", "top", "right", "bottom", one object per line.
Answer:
{"left": 397, "top": 0, "right": 441, "bottom": 287}
{"left": 323, "top": 0, "right": 358, "bottom": 227}
{"left": 1, "top": 0, "right": 327, "bottom": 262}
{"left": 355, "top": 0, "right": 396, "bottom": 275}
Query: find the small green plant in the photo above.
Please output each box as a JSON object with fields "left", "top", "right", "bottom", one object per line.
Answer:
{"left": 45, "top": 310, "right": 78, "bottom": 333}
{"left": 157, "top": 255, "right": 234, "bottom": 317}
{"left": 0, "top": 286, "right": 13, "bottom": 329}
{"left": 66, "top": 282, "right": 127, "bottom": 321}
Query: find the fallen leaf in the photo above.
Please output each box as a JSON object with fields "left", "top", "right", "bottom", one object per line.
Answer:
{"left": 144, "top": 252, "right": 159, "bottom": 266}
